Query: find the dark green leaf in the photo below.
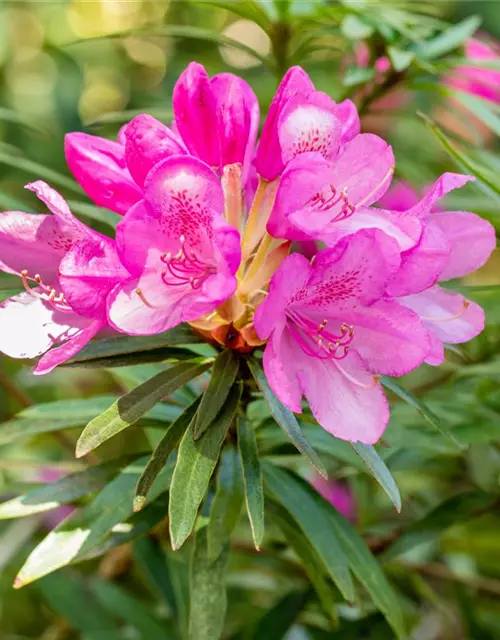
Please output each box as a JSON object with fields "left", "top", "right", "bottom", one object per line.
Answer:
{"left": 195, "top": 350, "right": 240, "bottom": 439}
{"left": 134, "top": 398, "right": 201, "bottom": 511}
{"left": 134, "top": 537, "right": 178, "bottom": 613}
{"left": 207, "top": 446, "right": 244, "bottom": 561}
{"left": 351, "top": 443, "right": 401, "bottom": 512}
{"left": 381, "top": 375, "right": 464, "bottom": 449}
{"left": 189, "top": 526, "right": 229, "bottom": 640}
{"left": 262, "top": 461, "right": 354, "bottom": 601}
{"left": 169, "top": 383, "right": 242, "bottom": 550}
{"left": 76, "top": 360, "right": 212, "bottom": 457}
{"left": 248, "top": 590, "right": 310, "bottom": 640}
{"left": 14, "top": 456, "right": 174, "bottom": 587}
{"left": 237, "top": 416, "right": 265, "bottom": 549}
{"left": 0, "top": 460, "right": 123, "bottom": 519}
{"left": 247, "top": 357, "right": 327, "bottom": 478}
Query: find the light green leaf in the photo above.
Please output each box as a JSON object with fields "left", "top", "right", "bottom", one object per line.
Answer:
{"left": 169, "top": 383, "right": 242, "bottom": 550}
{"left": 0, "top": 460, "right": 123, "bottom": 520}
{"left": 388, "top": 45, "right": 415, "bottom": 71}
{"left": 247, "top": 357, "right": 327, "bottom": 478}
{"left": 341, "top": 14, "right": 374, "bottom": 40}
{"left": 192, "top": 0, "right": 271, "bottom": 31}
{"left": 194, "top": 350, "right": 240, "bottom": 440}
{"left": 351, "top": 443, "right": 401, "bottom": 512}
{"left": 207, "top": 446, "right": 244, "bottom": 561}
{"left": 189, "top": 526, "right": 229, "bottom": 640}
{"left": 134, "top": 398, "right": 201, "bottom": 511}
{"left": 415, "top": 15, "right": 481, "bottom": 60}
{"left": 14, "top": 456, "right": 174, "bottom": 587}
{"left": 262, "top": 461, "right": 354, "bottom": 601}
{"left": 0, "top": 151, "right": 83, "bottom": 195}
{"left": 343, "top": 66, "right": 376, "bottom": 87}
{"left": 381, "top": 375, "right": 464, "bottom": 449}
{"left": 76, "top": 360, "right": 211, "bottom": 458}
{"left": 237, "top": 416, "right": 264, "bottom": 549}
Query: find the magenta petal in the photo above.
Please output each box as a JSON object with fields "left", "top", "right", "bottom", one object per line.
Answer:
{"left": 34, "top": 319, "right": 104, "bottom": 375}
{"left": 25, "top": 181, "right": 89, "bottom": 239}
{"left": 378, "top": 180, "right": 420, "bottom": 212}
{"left": 431, "top": 211, "right": 496, "bottom": 280}
{"left": 278, "top": 91, "right": 342, "bottom": 163}
{"left": 406, "top": 172, "right": 475, "bottom": 219}
{"left": 255, "top": 66, "right": 315, "bottom": 180}
{"left": 144, "top": 155, "right": 224, "bottom": 218}
{"left": 211, "top": 73, "right": 260, "bottom": 176}
{"left": 331, "top": 99, "right": 360, "bottom": 143}
{"left": 65, "top": 132, "right": 142, "bottom": 215}
{"left": 124, "top": 114, "right": 187, "bottom": 187}
{"left": 0, "top": 292, "right": 89, "bottom": 359}
{"left": 386, "top": 221, "right": 450, "bottom": 297}
{"left": 173, "top": 62, "right": 219, "bottom": 168}
{"left": 267, "top": 151, "right": 333, "bottom": 240}
{"left": 59, "top": 237, "right": 129, "bottom": 319}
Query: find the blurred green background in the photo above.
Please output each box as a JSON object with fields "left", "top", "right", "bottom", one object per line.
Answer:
{"left": 0, "top": 1, "right": 500, "bottom": 638}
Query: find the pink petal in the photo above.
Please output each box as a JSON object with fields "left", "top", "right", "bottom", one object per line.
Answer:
{"left": 405, "top": 172, "right": 474, "bottom": 219}
{"left": 124, "top": 114, "right": 187, "bottom": 187}
{"left": 0, "top": 292, "right": 89, "bottom": 359}
{"left": 34, "top": 319, "right": 104, "bottom": 375}
{"left": 430, "top": 211, "right": 496, "bottom": 280}
{"left": 331, "top": 99, "right": 360, "bottom": 144}
{"left": 385, "top": 221, "right": 450, "bottom": 297}
{"left": 255, "top": 66, "right": 315, "bottom": 181}
{"left": 262, "top": 327, "right": 303, "bottom": 413}
{"left": 172, "top": 62, "right": 219, "bottom": 167}
{"left": 278, "top": 91, "right": 342, "bottom": 163}
{"left": 378, "top": 180, "right": 420, "bottom": 212}
{"left": 211, "top": 73, "right": 260, "bottom": 176}
{"left": 344, "top": 299, "right": 430, "bottom": 376}
{"left": 59, "top": 237, "right": 129, "bottom": 319}
{"left": 65, "top": 132, "right": 142, "bottom": 215}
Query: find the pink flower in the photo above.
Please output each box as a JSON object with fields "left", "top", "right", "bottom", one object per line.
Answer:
{"left": 66, "top": 63, "right": 258, "bottom": 215}
{"left": 0, "top": 181, "right": 128, "bottom": 374}
{"left": 446, "top": 38, "right": 500, "bottom": 104}
{"left": 254, "top": 230, "right": 429, "bottom": 444}
{"left": 311, "top": 475, "right": 356, "bottom": 521}
{"left": 379, "top": 176, "right": 496, "bottom": 365}
{"left": 107, "top": 156, "right": 241, "bottom": 335}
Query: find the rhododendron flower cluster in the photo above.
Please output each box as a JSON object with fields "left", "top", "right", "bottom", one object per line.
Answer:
{"left": 0, "top": 63, "right": 494, "bottom": 445}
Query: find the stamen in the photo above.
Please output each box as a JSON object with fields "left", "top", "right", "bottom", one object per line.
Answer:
{"left": 19, "top": 269, "right": 72, "bottom": 312}
{"left": 287, "top": 309, "right": 354, "bottom": 360}
{"left": 420, "top": 300, "right": 470, "bottom": 323}
{"left": 136, "top": 288, "right": 157, "bottom": 309}
{"left": 159, "top": 237, "right": 215, "bottom": 291}
{"left": 335, "top": 361, "right": 380, "bottom": 389}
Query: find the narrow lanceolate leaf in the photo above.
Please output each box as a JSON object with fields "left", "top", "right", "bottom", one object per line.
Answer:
{"left": 381, "top": 376, "right": 464, "bottom": 449}
{"left": 207, "top": 447, "right": 244, "bottom": 561}
{"left": 194, "top": 350, "right": 240, "bottom": 440}
{"left": 169, "top": 383, "right": 242, "bottom": 550}
{"left": 247, "top": 358, "right": 327, "bottom": 478}
{"left": 134, "top": 398, "right": 201, "bottom": 512}
{"left": 14, "top": 456, "right": 175, "bottom": 587}
{"left": 415, "top": 14, "right": 481, "bottom": 60}
{"left": 0, "top": 460, "right": 122, "bottom": 520}
{"left": 237, "top": 417, "right": 264, "bottom": 549}
{"left": 262, "top": 462, "right": 354, "bottom": 602}
{"left": 248, "top": 590, "right": 310, "bottom": 640}
{"left": 188, "top": 527, "right": 229, "bottom": 640}
{"left": 76, "top": 360, "right": 212, "bottom": 458}
{"left": 270, "top": 503, "right": 337, "bottom": 624}
{"left": 351, "top": 443, "right": 402, "bottom": 512}
{"left": 67, "top": 325, "right": 201, "bottom": 365}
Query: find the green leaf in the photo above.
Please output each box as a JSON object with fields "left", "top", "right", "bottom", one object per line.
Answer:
{"left": 343, "top": 66, "right": 376, "bottom": 87}
{"left": 262, "top": 461, "right": 354, "bottom": 602}
{"left": 38, "top": 572, "right": 119, "bottom": 634}
{"left": 247, "top": 357, "right": 327, "bottom": 478}
{"left": 341, "top": 14, "right": 374, "bottom": 40}
{"left": 67, "top": 325, "right": 201, "bottom": 365}
{"left": 0, "top": 151, "right": 83, "bottom": 195}
{"left": 381, "top": 375, "right": 464, "bottom": 449}
{"left": 192, "top": 0, "right": 271, "bottom": 31}
{"left": 169, "top": 383, "right": 242, "bottom": 550}
{"left": 134, "top": 537, "right": 178, "bottom": 613}
{"left": 0, "top": 460, "right": 123, "bottom": 519}
{"left": 270, "top": 502, "right": 337, "bottom": 624}
{"left": 90, "top": 579, "right": 173, "bottom": 638}
{"left": 415, "top": 15, "right": 481, "bottom": 60}
{"left": 248, "top": 590, "right": 310, "bottom": 639}
{"left": 67, "top": 199, "right": 120, "bottom": 231}
{"left": 351, "top": 443, "right": 401, "bottom": 512}
{"left": 387, "top": 46, "right": 415, "bottom": 71}
{"left": 14, "top": 456, "right": 174, "bottom": 587}
{"left": 194, "top": 350, "right": 240, "bottom": 440}
{"left": 189, "top": 526, "right": 229, "bottom": 640}
{"left": 134, "top": 398, "right": 201, "bottom": 511}
{"left": 207, "top": 446, "right": 244, "bottom": 561}
{"left": 383, "top": 491, "right": 496, "bottom": 561}
{"left": 76, "top": 360, "right": 212, "bottom": 458}
{"left": 237, "top": 416, "right": 265, "bottom": 549}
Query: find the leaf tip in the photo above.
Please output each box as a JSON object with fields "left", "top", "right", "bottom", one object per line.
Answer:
{"left": 133, "top": 496, "right": 146, "bottom": 512}
{"left": 75, "top": 441, "right": 87, "bottom": 459}
{"left": 13, "top": 575, "right": 25, "bottom": 590}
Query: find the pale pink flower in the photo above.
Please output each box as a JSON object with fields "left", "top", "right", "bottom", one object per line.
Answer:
{"left": 254, "top": 230, "right": 430, "bottom": 444}
{"left": 446, "top": 38, "right": 500, "bottom": 104}
{"left": 311, "top": 475, "right": 356, "bottom": 521}
{"left": 0, "top": 181, "right": 127, "bottom": 374}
